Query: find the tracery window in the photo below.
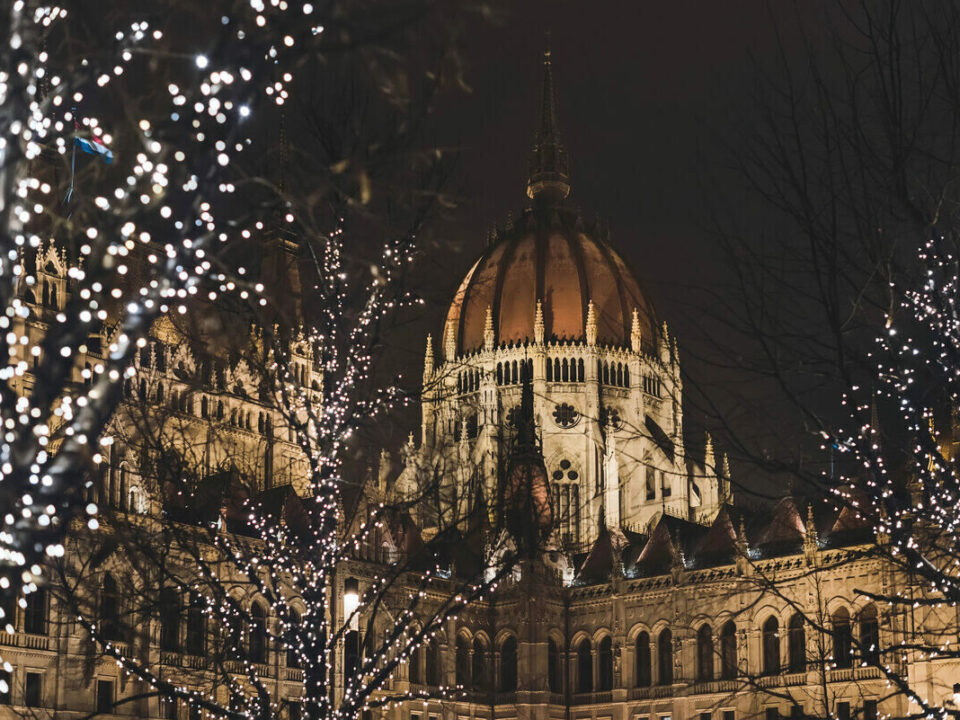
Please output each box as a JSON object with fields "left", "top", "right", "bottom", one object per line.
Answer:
{"left": 635, "top": 632, "right": 651, "bottom": 687}
{"left": 720, "top": 621, "right": 737, "bottom": 678}
{"left": 500, "top": 636, "right": 518, "bottom": 692}
{"left": 576, "top": 638, "right": 592, "bottom": 693}
{"left": 553, "top": 403, "right": 580, "bottom": 428}
{"left": 697, "top": 624, "right": 713, "bottom": 681}
{"left": 859, "top": 605, "right": 880, "bottom": 665}
{"left": 657, "top": 629, "right": 673, "bottom": 685}
{"left": 762, "top": 616, "right": 780, "bottom": 675}
{"left": 598, "top": 636, "right": 613, "bottom": 691}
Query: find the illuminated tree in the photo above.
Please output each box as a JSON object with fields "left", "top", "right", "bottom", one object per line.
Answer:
{"left": 0, "top": 1, "right": 510, "bottom": 718}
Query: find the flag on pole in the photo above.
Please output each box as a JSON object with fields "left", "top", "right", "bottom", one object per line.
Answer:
{"left": 74, "top": 136, "right": 113, "bottom": 164}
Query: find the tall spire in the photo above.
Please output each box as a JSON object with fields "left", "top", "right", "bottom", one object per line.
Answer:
{"left": 526, "top": 40, "right": 570, "bottom": 203}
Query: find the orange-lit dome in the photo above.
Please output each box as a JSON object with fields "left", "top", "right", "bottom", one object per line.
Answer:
{"left": 445, "top": 205, "right": 656, "bottom": 355}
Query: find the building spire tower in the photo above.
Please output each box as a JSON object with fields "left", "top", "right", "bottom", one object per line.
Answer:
{"left": 526, "top": 40, "right": 570, "bottom": 203}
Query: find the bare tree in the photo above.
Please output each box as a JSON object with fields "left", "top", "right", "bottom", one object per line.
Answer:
{"left": 689, "top": 0, "right": 960, "bottom": 715}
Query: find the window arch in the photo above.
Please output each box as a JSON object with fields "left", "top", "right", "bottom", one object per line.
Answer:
{"left": 657, "top": 629, "right": 673, "bottom": 685}
{"left": 185, "top": 593, "right": 205, "bottom": 656}
{"left": 576, "top": 638, "right": 592, "bottom": 693}
{"left": 500, "top": 636, "right": 518, "bottom": 692}
{"left": 456, "top": 635, "right": 470, "bottom": 687}
{"left": 472, "top": 637, "right": 487, "bottom": 690}
{"left": 286, "top": 609, "right": 301, "bottom": 668}
{"left": 635, "top": 631, "right": 651, "bottom": 687}
{"left": 832, "top": 608, "right": 852, "bottom": 668}
{"left": 249, "top": 602, "right": 267, "bottom": 663}
{"left": 720, "top": 621, "right": 737, "bottom": 679}
{"left": 697, "top": 624, "right": 713, "bottom": 681}
{"left": 598, "top": 635, "right": 613, "bottom": 691}
{"left": 548, "top": 637, "right": 562, "bottom": 693}
{"left": 859, "top": 605, "right": 880, "bottom": 665}
{"left": 425, "top": 637, "right": 440, "bottom": 686}
{"left": 577, "top": 358, "right": 585, "bottom": 382}
{"left": 409, "top": 642, "right": 422, "bottom": 685}
{"left": 159, "top": 587, "right": 180, "bottom": 652}
{"left": 788, "top": 614, "right": 806, "bottom": 672}
{"left": 762, "top": 616, "right": 780, "bottom": 675}
{"left": 100, "top": 573, "right": 121, "bottom": 641}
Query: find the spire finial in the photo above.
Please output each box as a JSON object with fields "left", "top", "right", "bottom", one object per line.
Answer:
{"left": 423, "top": 334, "right": 434, "bottom": 381}
{"left": 483, "top": 305, "right": 495, "bottom": 351}
{"left": 526, "top": 39, "right": 570, "bottom": 202}
{"left": 630, "top": 308, "right": 642, "bottom": 351}
{"left": 534, "top": 299, "right": 545, "bottom": 344}
{"left": 585, "top": 300, "right": 597, "bottom": 346}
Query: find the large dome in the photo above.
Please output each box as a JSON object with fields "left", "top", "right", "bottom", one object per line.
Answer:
{"left": 445, "top": 206, "right": 657, "bottom": 355}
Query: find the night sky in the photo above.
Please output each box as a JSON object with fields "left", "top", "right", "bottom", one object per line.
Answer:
{"left": 376, "top": 2, "right": 817, "bottom": 446}
{"left": 411, "top": 1, "right": 810, "bottom": 338}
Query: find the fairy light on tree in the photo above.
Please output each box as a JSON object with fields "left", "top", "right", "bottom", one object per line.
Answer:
{"left": 2, "top": 0, "right": 519, "bottom": 717}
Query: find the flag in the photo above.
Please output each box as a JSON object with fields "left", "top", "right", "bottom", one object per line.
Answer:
{"left": 74, "top": 136, "right": 113, "bottom": 164}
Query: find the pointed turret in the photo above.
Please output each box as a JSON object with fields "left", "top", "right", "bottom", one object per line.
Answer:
{"left": 659, "top": 321, "right": 671, "bottom": 364}
{"left": 704, "top": 431, "right": 715, "bottom": 476}
{"left": 586, "top": 300, "right": 597, "bottom": 346}
{"left": 261, "top": 226, "right": 302, "bottom": 332}
{"left": 720, "top": 453, "right": 732, "bottom": 502}
{"left": 443, "top": 321, "right": 456, "bottom": 361}
{"left": 423, "top": 334, "right": 434, "bottom": 382}
{"left": 483, "top": 305, "right": 495, "bottom": 351}
{"left": 526, "top": 44, "right": 571, "bottom": 203}
{"left": 630, "top": 308, "right": 643, "bottom": 351}
{"left": 534, "top": 299, "right": 545, "bottom": 344}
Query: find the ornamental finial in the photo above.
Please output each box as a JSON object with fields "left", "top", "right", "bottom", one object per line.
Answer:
{"left": 534, "top": 299, "right": 545, "bottom": 344}
{"left": 585, "top": 300, "right": 597, "bottom": 346}
{"left": 484, "top": 305, "right": 495, "bottom": 351}
{"left": 630, "top": 308, "right": 642, "bottom": 351}
{"left": 526, "top": 38, "right": 570, "bottom": 203}
{"left": 423, "top": 334, "right": 434, "bottom": 380}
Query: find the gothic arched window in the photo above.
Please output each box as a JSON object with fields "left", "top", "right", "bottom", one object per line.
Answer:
{"left": 100, "top": 573, "right": 121, "bottom": 641}
{"left": 455, "top": 636, "right": 470, "bottom": 687}
{"left": 576, "top": 638, "right": 592, "bottom": 693}
{"left": 286, "top": 609, "right": 301, "bottom": 668}
{"left": 185, "top": 593, "right": 205, "bottom": 656}
{"left": 159, "top": 587, "right": 180, "bottom": 652}
{"left": 635, "top": 632, "right": 651, "bottom": 687}
{"left": 598, "top": 636, "right": 613, "bottom": 691}
{"left": 720, "top": 621, "right": 737, "bottom": 679}
{"left": 657, "top": 629, "right": 673, "bottom": 685}
{"left": 500, "top": 636, "right": 517, "bottom": 692}
{"left": 859, "top": 605, "right": 880, "bottom": 665}
{"left": 472, "top": 637, "right": 487, "bottom": 690}
{"left": 250, "top": 603, "right": 268, "bottom": 663}
{"left": 697, "top": 624, "right": 713, "bottom": 681}
{"left": 788, "top": 613, "right": 805, "bottom": 673}
{"left": 425, "top": 638, "right": 439, "bottom": 686}
{"left": 548, "top": 638, "right": 562, "bottom": 693}
{"left": 762, "top": 616, "right": 780, "bottom": 675}
{"left": 832, "top": 608, "right": 852, "bottom": 668}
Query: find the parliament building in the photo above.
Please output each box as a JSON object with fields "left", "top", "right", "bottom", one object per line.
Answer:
{"left": 0, "top": 49, "right": 957, "bottom": 720}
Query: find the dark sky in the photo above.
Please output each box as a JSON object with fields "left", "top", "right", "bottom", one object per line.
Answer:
{"left": 392, "top": 4, "right": 802, "bottom": 376}
{"left": 375, "top": 1, "right": 823, "bottom": 472}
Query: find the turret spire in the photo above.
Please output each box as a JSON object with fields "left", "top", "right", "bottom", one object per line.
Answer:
{"left": 526, "top": 41, "right": 570, "bottom": 202}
